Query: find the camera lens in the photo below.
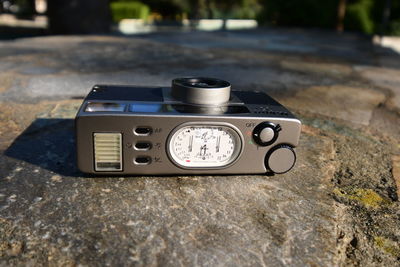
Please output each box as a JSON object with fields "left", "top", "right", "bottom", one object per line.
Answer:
{"left": 190, "top": 81, "right": 211, "bottom": 87}
{"left": 171, "top": 77, "right": 231, "bottom": 105}
{"left": 173, "top": 77, "right": 230, "bottom": 89}
{"left": 176, "top": 77, "right": 229, "bottom": 89}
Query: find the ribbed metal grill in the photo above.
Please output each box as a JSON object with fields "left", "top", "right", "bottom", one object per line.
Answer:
{"left": 94, "top": 133, "right": 122, "bottom": 171}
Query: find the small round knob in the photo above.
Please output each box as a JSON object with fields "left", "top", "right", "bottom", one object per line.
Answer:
{"left": 265, "top": 144, "right": 296, "bottom": 174}
{"left": 259, "top": 127, "right": 275, "bottom": 143}
{"left": 171, "top": 77, "right": 231, "bottom": 105}
{"left": 253, "top": 122, "right": 281, "bottom": 146}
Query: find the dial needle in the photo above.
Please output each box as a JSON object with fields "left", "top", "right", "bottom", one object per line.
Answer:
{"left": 189, "top": 136, "right": 193, "bottom": 152}
{"left": 200, "top": 144, "right": 207, "bottom": 156}
{"left": 216, "top": 136, "right": 220, "bottom": 152}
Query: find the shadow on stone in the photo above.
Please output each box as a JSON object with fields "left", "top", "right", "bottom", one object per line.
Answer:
{"left": 372, "top": 41, "right": 400, "bottom": 69}
{"left": 0, "top": 25, "right": 48, "bottom": 40}
{"left": 4, "top": 118, "right": 81, "bottom": 177}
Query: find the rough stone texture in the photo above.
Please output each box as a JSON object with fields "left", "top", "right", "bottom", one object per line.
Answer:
{"left": 0, "top": 130, "right": 338, "bottom": 266}
{"left": 393, "top": 156, "right": 400, "bottom": 197}
{"left": 354, "top": 66, "right": 400, "bottom": 112}
{"left": 281, "top": 85, "right": 385, "bottom": 126}
{"left": 0, "top": 29, "right": 399, "bottom": 266}
{"left": 280, "top": 61, "right": 353, "bottom": 78}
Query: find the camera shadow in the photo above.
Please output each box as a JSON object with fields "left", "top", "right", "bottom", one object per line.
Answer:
{"left": 4, "top": 118, "right": 82, "bottom": 177}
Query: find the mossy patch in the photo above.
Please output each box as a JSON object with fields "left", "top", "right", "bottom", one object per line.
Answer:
{"left": 374, "top": 236, "right": 400, "bottom": 258}
{"left": 333, "top": 187, "right": 391, "bottom": 209}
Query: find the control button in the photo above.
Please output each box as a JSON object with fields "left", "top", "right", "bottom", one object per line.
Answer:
{"left": 134, "top": 142, "right": 152, "bottom": 151}
{"left": 252, "top": 122, "right": 281, "bottom": 146}
{"left": 134, "top": 156, "right": 152, "bottom": 165}
{"left": 134, "top": 127, "right": 152, "bottom": 136}
{"left": 265, "top": 145, "right": 296, "bottom": 174}
{"left": 259, "top": 127, "right": 275, "bottom": 143}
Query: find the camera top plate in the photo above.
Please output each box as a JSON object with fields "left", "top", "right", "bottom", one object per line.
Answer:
{"left": 83, "top": 84, "right": 295, "bottom": 119}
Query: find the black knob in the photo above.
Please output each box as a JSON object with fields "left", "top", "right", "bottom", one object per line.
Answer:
{"left": 252, "top": 122, "right": 281, "bottom": 146}
{"left": 265, "top": 144, "right": 296, "bottom": 174}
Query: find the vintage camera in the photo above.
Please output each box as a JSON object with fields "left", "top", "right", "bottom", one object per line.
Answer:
{"left": 75, "top": 77, "right": 301, "bottom": 175}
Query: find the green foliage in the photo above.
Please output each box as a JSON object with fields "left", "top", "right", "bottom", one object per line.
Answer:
{"left": 257, "top": 0, "right": 400, "bottom": 35}
{"left": 388, "top": 0, "right": 400, "bottom": 36}
{"left": 226, "top": 0, "right": 262, "bottom": 19}
{"left": 213, "top": 0, "right": 261, "bottom": 18}
{"left": 196, "top": 0, "right": 260, "bottom": 19}
{"left": 141, "top": 0, "right": 261, "bottom": 19}
{"left": 109, "top": 0, "right": 400, "bottom": 36}
{"left": 14, "top": 0, "right": 34, "bottom": 17}
{"left": 344, "top": 0, "right": 375, "bottom": 33}
{"left": 142, "top": 0, "right": 190, "bottom": 18}
{"left": 110, "top": 1, "right": 150, "bottom": 22}
{"left": 390, "top": 19, "right": 400, "bottom": 36}
{"left": 343, "top": 0, "right": 400, "bottom": 35}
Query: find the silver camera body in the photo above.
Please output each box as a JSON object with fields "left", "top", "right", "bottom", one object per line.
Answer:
{"left": 75, "top": 77, "right": 301, "bottom": 175}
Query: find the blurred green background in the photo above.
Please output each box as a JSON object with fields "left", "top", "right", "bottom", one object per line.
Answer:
{"left": 3, "top": 0, "right": 400, "bottom": 35}
{"left": 110, "top": 0, "right": 262, "bottom": 22}
{"left": 108, "top": 0, "right": 400, "bottom": 35}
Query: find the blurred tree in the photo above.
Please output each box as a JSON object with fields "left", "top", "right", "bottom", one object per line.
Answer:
{"left": 381, "top": 0, "right": 392, "bottom": 35}
{"left": 257, "top": 0, "right": 400, "bottom": 35}
{"left": 388, "top": 0, "right": 400, "bottom": 35}
{"left": 140, "top": 0, "right": 260, "bottom": 20}
{"left": 372, "top": 0, "right": 400, "bottom": 35}
{"left": 344, "top": 0, "right": 375, "bottom": 33}
{"left": 14, "top": 0, "right": 36, "bottom": 18}
{"left": 47, "top": 0, "right": 111, "bottom": 34}
{"left": 204, "top": 0, "right": 261, "bottom": 19}
{"left": 110, "top": 1, "right": 150, "bottom": 22}
{"left": 337, "top": 0, "right": 347, "bottom": 32}
{"left": 142, "top": 0, "right": 189, "bottom": 19}
{"left": 187, "top": 0, "right": 207, "bottom": 19}
{"left": 257, "top": 0, "right": 338, "bottom": 28}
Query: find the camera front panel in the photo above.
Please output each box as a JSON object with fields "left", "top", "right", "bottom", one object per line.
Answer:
{"left": 76, "top": 113, "right": 301, "bottom": 175}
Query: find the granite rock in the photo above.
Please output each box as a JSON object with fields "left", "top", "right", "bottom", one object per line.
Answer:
{"left": 281, "top": 85, "right": 385, "bottom": 126}
{"left": 354, "top": 66, "right": 400, "bottom": 112}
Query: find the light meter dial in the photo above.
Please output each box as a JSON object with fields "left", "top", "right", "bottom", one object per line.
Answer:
{"left": 167, "top": 123, "right": 242, "bottom": 168}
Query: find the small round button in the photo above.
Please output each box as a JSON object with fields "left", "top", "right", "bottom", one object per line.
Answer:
{"left": 252, "top": 122, "right": 281, "bottom": 146}
{"left": 259, "top": 127, "right": 275, "bottom": 143}
{"left": 265, "top": 145, "right": 296, "bottom": 174}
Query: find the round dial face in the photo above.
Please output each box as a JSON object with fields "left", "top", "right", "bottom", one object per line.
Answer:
{"left": 168, "top": 124, "right": 242, "bottom": 168}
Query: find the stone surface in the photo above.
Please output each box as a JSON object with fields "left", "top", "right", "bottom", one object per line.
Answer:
{"left": 280, "top": 61, "right": 353, "bottom": 78}
{"left": 354, "top": 66, "right": 400, "bottom": 112}
{"left": 281, "top": 85, "right": 385, "bottom": 126}
{"left": 0, "top": 29, "right": 399, "bottom": 266}
{"left": 393, "top": 155, "right": 400, "bottom": 198}
{"left": 0, "top": 129, "right": 338, "bottom": 266}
